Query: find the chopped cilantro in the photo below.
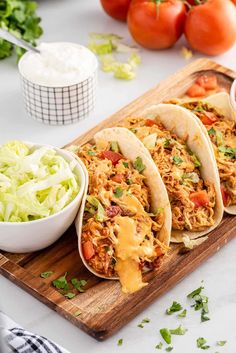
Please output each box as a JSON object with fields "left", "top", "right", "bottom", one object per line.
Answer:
{"left": 191, "top": 154, "right": 201, "bottom": 167}
{"left": 178, "top": 309, "right": 187, "bottom": 318}
{"left": 40, "top": 271, "right": 53, "bottom": 279}
{"left": 71, "top": 278, "right": 87, "bottom": 293}
{"left": 166, "top": 301, "right": 182, "bottom": 315}
{"left": 197, "top": 337, "right": 210, "bottom": 350}
{"left": 155, "top": 342, "right": 163, "bottom": 349}
{"left": 187, "top": 286, "right": 204, "bottom": 298}
{"left": 52, "top": 272, "right": 69, "bottom": 291}
{"left": 123, "top": 161, "right": 129, "bottom": 168}
{"left": 218, "top": 146, "right": 236, "bottom": 159}
{"left": 160, "top": 328, "right": 171, "bottom": 344}
{"left": 165, "top": 347, "right": 173, "bottom": 352}
{"left": 164, "top": 138, "right": 171, "bottom": 147}
{"left": 127, "top": 178, "right": 132, "bottom": 185}
{"left": 172, "top": 156, "right": 183, "bottom": 165}
{"left": 138, "top": 318, "right": 150, "bottom": 328}
{"left": 114, "top": 187, "right": 123, "bottom": 198}
{"left": 188, "top": 285, "right": 210, "bottom": 322}
{"left": 88, "top": 150, "right": 96, "bottom": 156}
{"left": 170, "top": 325, "right": 187, "bottom": 336}
{"left": 64, "top": 292, "right": 76, "bottom": 299}
{"left": 111, "top": 141, "right": 119, "bottom": 153}
{"left": 117, "top": 338, "right": 123, "bottom": 346}
{"left": 134, "top": 156, "right": 146, "bottom": 172}
{"left": 216, "top": 341, "right": 227, "bottom": 346}
{"left": 74, "top": 310, "right": 82, "bottom": 317}
{"left": 208, "top": 127, "right": 216, "bottom": 136}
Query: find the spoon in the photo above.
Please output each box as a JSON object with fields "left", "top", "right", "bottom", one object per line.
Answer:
{"left": 0, "top": 28, "right": 40, "bottom": 54}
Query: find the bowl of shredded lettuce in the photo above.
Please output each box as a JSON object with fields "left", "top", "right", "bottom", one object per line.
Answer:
{"left": 0, "top": 141, "right": 86, "bottom": 253}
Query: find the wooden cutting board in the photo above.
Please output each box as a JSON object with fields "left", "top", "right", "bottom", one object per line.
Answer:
{"left": 1, "top": 58, "right": 236, "bottom": 341}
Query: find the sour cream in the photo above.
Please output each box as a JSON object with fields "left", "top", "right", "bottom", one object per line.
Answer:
{"left": 18, "top": 42, "right": 98, "bottom": 87}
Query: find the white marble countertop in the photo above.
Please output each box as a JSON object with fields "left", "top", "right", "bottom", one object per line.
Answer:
{"left": 0, "top": 1, "right": 236, "bottom": 352}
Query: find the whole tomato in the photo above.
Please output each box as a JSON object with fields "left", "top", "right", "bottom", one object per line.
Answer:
{"left": 100, "top": 0, "right": 131, "bottom": 21}
{"left": 127, "top": 0, "right": 187, "bottom": 50}
{"left": 184, "top": 0, "right": 236, "bottom": 56}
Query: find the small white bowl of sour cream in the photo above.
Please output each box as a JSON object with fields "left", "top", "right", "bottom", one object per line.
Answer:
{"left": 18, "top": 42, "right": 98, "bottom": 125}
{"left": 230, "top": 79, "right": 236, "bottom": 112}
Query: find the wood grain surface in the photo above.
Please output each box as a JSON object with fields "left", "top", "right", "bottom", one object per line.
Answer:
{"left": 1, "top": 58, "right": 236, "bottom": 341}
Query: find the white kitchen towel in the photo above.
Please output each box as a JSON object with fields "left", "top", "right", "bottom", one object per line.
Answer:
{"left": 0, "top": 312, "right": 71, "bottom": 353}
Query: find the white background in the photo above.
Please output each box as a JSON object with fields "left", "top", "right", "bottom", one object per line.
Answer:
{"left": 0, "top": 1, "right": 236, "bottom": 352}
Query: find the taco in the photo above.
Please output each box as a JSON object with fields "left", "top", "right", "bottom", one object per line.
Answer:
{"left": 119, "top": 103, "right": 224, "bottom": 242}
{"left": 176, "top": 92, "right": 236, "bottom": 215}
{"left": 75, "top": 129, "right": 171, "bottom": 294}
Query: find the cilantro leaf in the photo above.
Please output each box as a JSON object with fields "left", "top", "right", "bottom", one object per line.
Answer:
{"left": 170, "top": 325, "right": 187, "bottom": 336}
{"left": 197, "top": 337, "right": 210, "bottom": 350}
{"left": 52, "top": 272, "right": 69, "bottom": 290}
{"left": 74, "top": 310, "right": 82, "bottom": 317}
{"left": 178, "top": 309, "right": 187, "bottom": 318}
{"left": 218, "top": 146, "right": 236, "bottom": 159}
{"left": 137, "top": 318, "right": 150, "bottom": 328}
{"left": 134, "top": 156, "right": 145, "bottom": 172}
{"left": 88, "top": 150, "right": 96, "bottom": 156}
{"left": 155, "top": 342, "right": 163, "bottom": 349}
{"left": 173, "top": 156, "right": 183, "bottom": 165}
{"left": 40, "top": 271, "right": 53, "bottom": 279}
{"left": 64, "top": 292, "right": 76, "bottom": 299}
{"left": 216, "top": 340, "right": 227, "bottom": 346}
{"left": 166, "top": 301, "right": 182, "bottom": 315}
{"left": 208, "top": 127, "right": 216, "bottom": 136}
{"left": 71, "top": 278, "right": 87, "bottom": 293}
{"left": 160, "top": 328, "right": 171, "bottom": 344}
{"left": 117, "top": 338, "right": 123, "bottom": 346}
{"left": 165, "top": 347, "right": 173, "bottom": 352}
{"left": 114, "top": 187, "right": 123, "bottom": 198}
{"left": 123, "top": 161, "right": 129, "bottom": 168}
{"left": 187, "top": 286, "right": 204, "bottom": 298}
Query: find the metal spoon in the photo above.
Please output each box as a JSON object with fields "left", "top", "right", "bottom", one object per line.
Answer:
{"left": 0, "top": 28, "right": 40, "bottom": 54}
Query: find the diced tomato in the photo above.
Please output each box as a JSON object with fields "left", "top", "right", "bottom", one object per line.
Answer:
{"left": 196, "top": 75, "right": 218, "bottom": 91}
{"left": 145, "top": 119, "right": 158, "bottom": 127}
{"left": 220, "top": 183, "right": 229, "bottom": 207}
{"left": 106, "top": 205, "right": 121, "bottom": 218}
{"left": 100, "top": 150, "right": 123, "bottom": 165}
{"left": 190, "top": 191, "right": 210, "bottom": 207}
{"left": 200, "top": 111, "right": 218, "bottom": 125}
{"left": 111, "top": 174, "right": 124, "bottom": 183}
{"left": 186, "top": 84, "right": 206, "bottom": 98}
{"left": 83, "top": 241, "right": 95, "bottom": 260}
{"left": 155, "top": 247, "right": 164, "bottom": 258}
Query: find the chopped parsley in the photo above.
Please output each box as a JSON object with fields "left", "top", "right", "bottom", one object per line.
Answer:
{"left": 71, "top": 278, "right": 87, "bottom": 293}
{"left": 74, "top": 310, "right": 82, "bottom": 317}
{"left": 117, "top": 338, "right": 123, "bottom": 346}
{"left": 134, "top": 156, "right": 146, "bottom": 172}
{"left": 52, "top": 272, "right": 69, "bottom": 291}
{"left": 138, "top": 318, "right": 150, "bottom": 328}
{"left": 196, "top": 337, "right": 210, "bottom": 350}
{"left": 40, "top": 271, "right": 53, "bottom": 279}
{"left": 123, "top": 161, "right": 129, "bottom": 168}
{"left": 160, "top": 328, "right": 171, "bottom": 344}
{"left": 178, "top": 309, "right": 187, "bottom": 318}
{"left": 216, "top": 340, "right": 227, "bottom": 346}
{"left": 114, "top": 187, "right": 123, "bottom": 198}
{"left": 170, "top": 325, "right": 187, "bottom": 336}
{"left": 165, "top": 347, "right": 173, "bottom": 352}
{"left": 88, "top": 150, "right": 96, "bottom": 156}
{"left": 172, "top": 156, "right": 183, "bottom": 165}
{"left": 166, "top": 301, "right": 183, "bottom": 315}
{"left": 111, "top": 141, "right": 119, "bottom": 153}
{"left": 64, "top": 292, "right": 76, "bottom": 299}
{"left": 155, "top": 342, "right": 163, "bottom": 349}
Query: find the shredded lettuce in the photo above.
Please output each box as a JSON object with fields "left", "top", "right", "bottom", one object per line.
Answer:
{"left": 0, "top": 141, "right": 80, "bottom": 222}
{"left": 86, "top": 196, "right": 105, "bottom": 222}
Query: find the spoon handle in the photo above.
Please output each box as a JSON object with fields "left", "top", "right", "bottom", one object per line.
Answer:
{"left": 0, "top": 28, "right": 40, "bottom": 54}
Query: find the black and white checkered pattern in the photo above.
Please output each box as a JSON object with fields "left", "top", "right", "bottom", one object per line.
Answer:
{"left": 20, "top": 71, "right": 97, "bottom": 125}
{"left": 4, "top": 327, "right": 67, "bottom": 353}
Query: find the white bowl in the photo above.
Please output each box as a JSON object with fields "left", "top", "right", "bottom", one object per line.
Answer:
{"left": 230, "top": 78, "right": 236, "bottom": 112}
{"left": 0, "top": 143, "right": 86, "bottom": 253}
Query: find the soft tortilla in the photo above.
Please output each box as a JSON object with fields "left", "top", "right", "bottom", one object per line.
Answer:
{"left": 138, "top": 103, "right": 224, "bottom": 243}
{"left": 75, "top": 128, "right": 172, "bottom": 279}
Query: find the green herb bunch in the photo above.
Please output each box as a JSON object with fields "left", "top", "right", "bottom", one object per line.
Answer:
{"left": 0, "top": 0, "right": 43, "bottom": 60}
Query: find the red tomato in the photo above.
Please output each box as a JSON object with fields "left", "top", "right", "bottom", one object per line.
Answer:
{"left": 200, "top": 112, "right": 218, "bottom": 125}
{"left": 220, "top": 184, "right": 230, "bottom": 206}
{"left": 100, "top": 151, "right": 123, "bottom": 165}
{"left": 190, "top": 191, "right": 210, "bottom": 207}
{"left": 186, "top": 84, "right": 206, "bottom": 98}
{"left": 83, "top": 241, "right": 95, "bottom": 260}
{"left": 196, "top": 75, "right": 218, "bottom": 91}
{"left": 127, "top": 0, "right": 187, "bottom": 49}
{"left": 100, "top": 0, "right": 131, "bottom": 21}
{"left": 111, "top": 174, "right": 124, "bottom": 183}
{"left": 184, "top": 0, "right": 236, "bottom": 56}
{"left": 231, "top": 0, "right": 236, "bottom": 5}
{"left": 145, "top": 119, "right": 159, "bottom": 127}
